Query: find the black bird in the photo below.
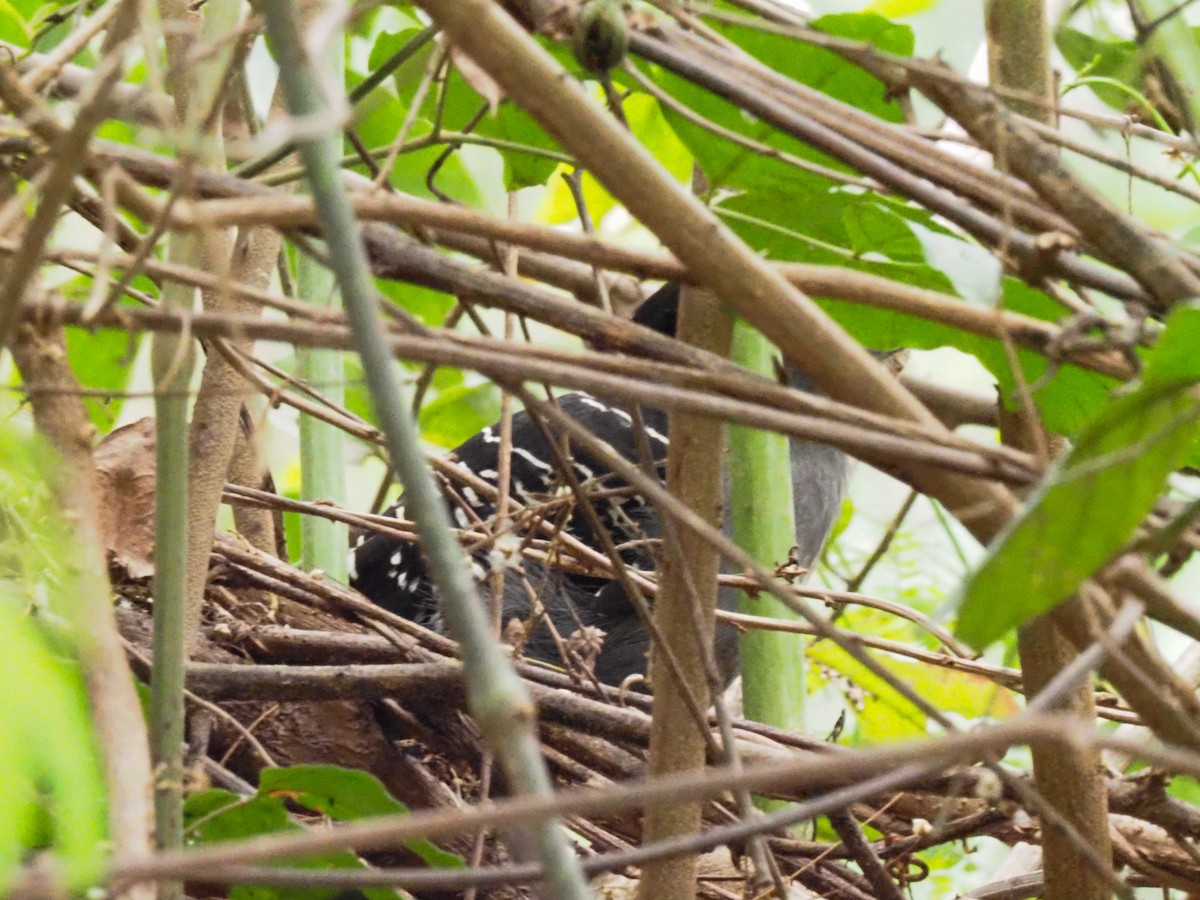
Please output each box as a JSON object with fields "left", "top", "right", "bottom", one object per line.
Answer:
{"left": 350, "top": 284, "right": 849, "bottom": 686}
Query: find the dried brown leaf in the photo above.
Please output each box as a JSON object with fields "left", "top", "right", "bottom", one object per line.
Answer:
{"left": 94, "top": 416, "right": 156, "bottom": 578}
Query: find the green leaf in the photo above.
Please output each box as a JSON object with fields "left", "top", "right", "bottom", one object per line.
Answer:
{"left": 184, "top": 787, "right": 409, "bottom": 900}
{"left": 0, "top": 0, "right": 31, "bottom": 46}
{"left": 538, "top": 93, "right": 692, "bottom": 225}
{"left": 0, "top": 602, "right": 108, "bottom": 894}
{"left": 64, "top": 322, "right": 140, "bottom": 433}
{"left": 419, "top": 382, "right": 502, "bottom": 449}
{"left": 489, "top": 101, "right": 564, "bottom": 191}
{"left": 376, "top": 278, "right": 455, "bottom": 327}
{"left": 1141, "top": 300, "right": 1200, "bottom": 386}
{"left": 357, "top": 39, "right": 565, "bottom": 195}
{"left": 1055, "top": 28, "right": 1144, "bottom": 112}
{"left": 8, "top": 0, "right": 44, "bottom": 22}
{"left": 956, "top": 383, "right": 1200, "bottom": 649}
{"left": 259, "top": 765, "right": 462, "bottom": 869}
{"left": 979, "top": 281, "right": 1117, "bottom": 437}
{"left": 0, "top": 427, "right": 108, "bottom": 895}
{"left": 842, "top": 202, "right": 926, "bottom": 262}
{"left": 365, "top": 25, "right": 428, "bottom": 88}
{"left": 720, "top": 188, "right": 1116, "bottom": 437}
{"left": 185, "top": 790, "right": 290, "bottom": 843}
{"left": 651, "top": 12, "right": 911, "bottom": 195}
{"left": 809, "top": 616, "right": 1017, "bottom": 742}
{"left": 1138, "top": 300, "right": 1200, "bottom": 470}
{"left": 350, "top": 75, "right": 484, "bottom": 205}
{"left": 259, "top": 765, "right": 402, "bottom": 818}
{"left": 865, "top": 0, "right": 938, "bottom": 15}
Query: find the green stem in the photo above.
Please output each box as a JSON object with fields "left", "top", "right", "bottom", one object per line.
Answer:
{"left": 730, "top": 321, "right": 806, "bottom": 748}
{"left": 150, "top": 0, "right": 240, "bottom": 891}
{"left": 255, "top": 2, "right": 589, "bottom": 895}
{"left": 149, "top": 236, "right": 196, "bottom": 900}
{"left": 296, "top": 25, "right": 347, "bottom": 581}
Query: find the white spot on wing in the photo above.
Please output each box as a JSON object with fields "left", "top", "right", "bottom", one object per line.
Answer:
{"left": 578, "top": 394, "right": 632, "bottom": 425}
{"left": 512, "top": 447, "right": 552, "bottom": 471}
{"left": 577, "top": 395, "right": 610, "bottom": 412}
{"left": 608, "top": 407, "right": 632, "bottom": 425}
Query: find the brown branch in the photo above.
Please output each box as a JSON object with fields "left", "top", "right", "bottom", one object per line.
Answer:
{"left": 185, "top": 661, "right": 465, "bottom": 701}
{"left": 627, "top": 26, "right": 1150, "bottom": 306}
{"left": 1062, "top": 584, "right": 1200, "bottom": 749}
{"left": 910, "top": 67, "right": 1200, "bottom": 312}
{"left": 641, "top": 287, "right": 732, "bottom": 898}
{"left": 660, "top": 21, "right": 1072, "bottom": 238}
{"left": 107, "top": 708, "right": 1200, "bottom": 893}
{"left": 827, "top": 808, "right": 904, "bottom": 900}
{"left": 986, "top": 7, "right": 1114, "bottom": 899}
{"left": 401, "top": 1, "right": 1024, "bottom": 563}
{"left": 181, "top": 190, "right": 682, "bottom": 281}
{"left": 43, "top": 139, "right": 1135, "bottom": 379}
{"left": 174, "top": 191, "right": 1135, "bottom": 380}
{"left": 21, "top": 297, "right": 1042, "bottom": 484}
{"left": 0, "top": 7, "right": 137, "bottom": 347}
{"left": 185, "top": 83, "right": 288, "bottom": 581}
{"left": 4, "top": 36, "right": 170, "bottom": 127}
{"left": 108, "top": 717, "right": 1065, "bottom": 887}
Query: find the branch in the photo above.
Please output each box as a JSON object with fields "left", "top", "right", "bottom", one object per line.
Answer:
{"left": 110, "top": 717, "right": 1063, "bottom": 887}
{"left": 641, "top": 287, "right": 732, "bottom": 897}
{"left": 253, "top": 0, "right": 589, "bottom": 892}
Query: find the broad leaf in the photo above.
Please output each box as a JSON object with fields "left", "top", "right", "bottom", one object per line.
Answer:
{"left": 184, "top": 786, "right": 412, "bottom": 900}
{"left": 1141, "top": 300, "right": 1200, "bottom": 386}
{"left": 537, "top": 93, "right": 693, "bottom": 225}
{"left": 259, "top": 764, "right": 462, "bottom": 869}
{"left": 650, "top": 12, "right": 912, "bottom": 195}
{"left": 64, "top": 325, "right": 140, "bottom": 433}
{"left": 808, "top": 637, "right": 1017, "bottom": 742}
{"left": 957, "top": 382, "right": 1200, "bottom": 649}
{"left": 1056, "top": 28, "right": 1144, "bottom": 112}
{"left": 0, "top": 0, "right": 31, "bottom": 46}
{"left": 720, "top": 189, "right": 1116, "bottom": 437}
{"left": 418, "top": 382, "right": 502, "bottom": 450}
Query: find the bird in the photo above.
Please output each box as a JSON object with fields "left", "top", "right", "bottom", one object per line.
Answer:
{"left": 350, "top": 283, "right": 849, "bottom": 687}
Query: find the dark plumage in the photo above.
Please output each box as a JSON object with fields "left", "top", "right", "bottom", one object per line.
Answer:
{"left": 350, "top": 284, "right": 848, "bottom": 686}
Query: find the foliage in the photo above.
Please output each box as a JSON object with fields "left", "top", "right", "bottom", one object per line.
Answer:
{"left": 959, "top": 300, "right": 1200, "bottom": 647}
{"left": 185, "top": 765, "right": 462, "bottom": 899}
{"left": 0, "top": 425, "right": 107, "bottom": 895}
